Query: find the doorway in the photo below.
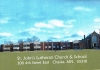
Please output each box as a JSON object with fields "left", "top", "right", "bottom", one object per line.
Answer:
{"left": 93, "top": 43, "right": 96, "bottom": 47}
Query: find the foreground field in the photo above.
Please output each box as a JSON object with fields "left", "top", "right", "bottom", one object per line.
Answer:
{"left": 0, "top": 50, "right": 100, "bottom": 70}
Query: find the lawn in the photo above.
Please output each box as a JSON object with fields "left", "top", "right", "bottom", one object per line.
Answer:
{"left": 0, "top": 50, "right": 100, "bottom": 70}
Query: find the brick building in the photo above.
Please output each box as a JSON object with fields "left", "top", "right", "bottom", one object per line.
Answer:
{"left": 79, "top": 31, "right": 100, "bottom": 49}
{"left": 0, "top": 30, "right": 100, "bottom": 52}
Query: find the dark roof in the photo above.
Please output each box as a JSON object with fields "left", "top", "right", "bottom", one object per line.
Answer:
{"left": 80, "top": 31, "right": 100, "bottom": 42}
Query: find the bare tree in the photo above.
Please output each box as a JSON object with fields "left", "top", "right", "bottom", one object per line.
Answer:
{"left": 32, "top": 36, "right": 40, "bottom": 42}
{"left": 18, "top": 39, "right": 24, "bottom": 51}
{"left": 26, "top": 36, "right": 40, "bottom": 42}
{"left": 47, "top": 39, "right": 52, "bottom": 42}
{"left": 27, "top": 38, "right": 32, "bottom": 42}
{"left": 4, "top": 40, "right": 13, "bottom": 44}
{"left": 18, "top": 39, "right": 24, "bottom": 43}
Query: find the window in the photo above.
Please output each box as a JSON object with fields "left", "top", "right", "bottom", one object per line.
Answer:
{"left": 92, "top": 36, "right": 97, "bottom": 42}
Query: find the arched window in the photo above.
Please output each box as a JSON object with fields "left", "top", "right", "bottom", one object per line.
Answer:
{"left": 92, "top": 36, "right": 97, "bottom": 42}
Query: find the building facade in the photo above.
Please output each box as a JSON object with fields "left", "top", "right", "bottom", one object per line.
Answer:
{"left": 79, "top": 31, "right": 100, "bottom": 49}
{"left": 0, "top": 31, "right": 100, "bottom": 52}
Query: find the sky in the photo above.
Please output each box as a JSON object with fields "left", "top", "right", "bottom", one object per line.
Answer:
{"left": 0, "top": 0, "right": 100, "bottom": 44}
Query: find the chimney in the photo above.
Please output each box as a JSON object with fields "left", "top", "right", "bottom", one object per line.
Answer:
{"left": 99, "top": 29, "right": 100, "bottom": 35}
{"left": 84, "top": 35, "right": 85, "bottom": 39}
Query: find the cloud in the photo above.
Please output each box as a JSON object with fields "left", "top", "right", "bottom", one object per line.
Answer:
{"left": 18, "top": 27, "right": 41, "bottom": 36}
{"left": 52, "top": 35, "right": 61, "bottom": 39}
{"left": 64, "top": 31, "right": 85, "bottom": 38}
{"left": 18, "top": 31, "right": 30, "bottom": 36}
{"left": 71, "top": 34, "right": 80, "bottom": 37}
{"left": 34, "top": 19, "right": 74, "bottom": 29}
{"left": 70, "top": 31, "right": 85, "bottom": 38}
{"left": 26, "top": 27, "right": 41, "bottom": 33}
{"left": 64, "top": 24, "right": 73, "bottom": 28}
{"left": 0, "top": 17, "right": 10, "bottom": 24}
{"left": 48, "top": 37, "right": 58, "bottom": 41}
{"left": 94, "top": 18, "right": 100, "bottom": 23}
{"left": 48, "top": 19, "right": 64, "bottom": 27}
{"left": 94, "top": 18, "right": 100, "bottom": 30}
{"left": 67, "top": 19, "right": 76, "bottom": 24}
{"left": 0, "top": 32, "right": 13, "bottom": 37}
{"left": 47, "top": 36, "right": 62, "bottom": 42}
{"left": 74, "top": 6, "right": 91, "bottom": 11}
{"left": 18, "top": 19, "right": 76, "bottom": 40}
{"left": 77, "top": 31, "right": 85, "bottom": 36}
{"left": 94, "top": 26, "right": 100, "bottom": 29}
{"left": 34, "top": 19, "right": 64, "bottom": 28}
{"left": 34, "top": 22, "right": 54, "bottom": 28}
{"left": 95, "top": 29, "right": 99, "bottom": 33}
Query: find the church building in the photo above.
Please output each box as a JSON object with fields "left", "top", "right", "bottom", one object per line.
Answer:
{"left": 79, "top": 30, "right": 100, "bottom": 49}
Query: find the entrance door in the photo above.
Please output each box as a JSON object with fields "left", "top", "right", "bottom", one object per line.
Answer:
{"left": 94, "top": 43, "right": 96, "bottom": 47}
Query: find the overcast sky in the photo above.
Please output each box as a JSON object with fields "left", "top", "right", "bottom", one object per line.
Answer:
{"left": 0, "top": 0, "right": 100, "bottom": 43}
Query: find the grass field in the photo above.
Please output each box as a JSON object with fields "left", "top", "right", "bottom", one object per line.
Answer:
{"left": 0, "top": 50, "right": 100, "bottom": 70}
